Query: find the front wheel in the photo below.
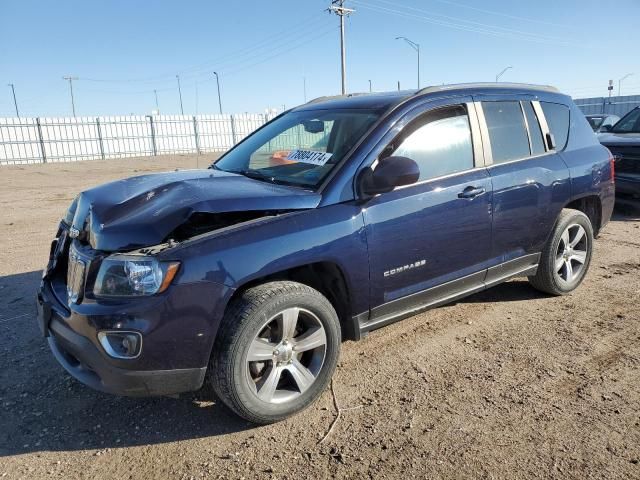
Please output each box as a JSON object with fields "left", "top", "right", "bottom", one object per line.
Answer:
{"left": 208, "top": 281, "right": 341, "bottom": 424}
{"left": 528, "top": 208, "right": 594, "bottom": 295}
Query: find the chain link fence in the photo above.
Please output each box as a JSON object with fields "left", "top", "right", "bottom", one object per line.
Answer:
{"left": 0, "top": 113, "right": 273, "bottom": 165}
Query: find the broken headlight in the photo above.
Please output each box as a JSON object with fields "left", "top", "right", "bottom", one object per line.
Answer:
{"left": 93, "top": 255, "right": 180, "bottom": 297}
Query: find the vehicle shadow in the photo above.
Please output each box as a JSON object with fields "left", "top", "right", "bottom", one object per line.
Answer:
{"left": 0, "top": 270, "right": 253, "bottom": 457}
{"left": 0, "top": 269, "right": 575, "bottom": 457}
{"left": 460, "top": 279, "right": 547, "bottom": 304}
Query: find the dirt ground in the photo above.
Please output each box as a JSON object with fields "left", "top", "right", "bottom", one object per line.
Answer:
{"left": 0, "top": 154, "right": 639, "bottom": 479}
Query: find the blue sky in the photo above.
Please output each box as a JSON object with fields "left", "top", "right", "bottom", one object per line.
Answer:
{"left": 2, "top": 0, "right": 639, "bottom": 117}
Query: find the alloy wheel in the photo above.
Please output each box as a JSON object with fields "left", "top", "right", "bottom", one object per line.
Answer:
{"left": 244, "top": 307, "right": 327, "bottom": 404}
{"left": 555, "top": 223, "right": 588, "bottom": 283}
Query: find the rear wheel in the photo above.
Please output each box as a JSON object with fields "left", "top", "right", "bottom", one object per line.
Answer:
{"left": 208, "top": 281, "right": 340, "bottom": 424}
{"left": 528, "top": 208, "right": 594, "bottom": 295}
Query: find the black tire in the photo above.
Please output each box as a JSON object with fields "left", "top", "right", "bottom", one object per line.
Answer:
{"left": 208, "top": 281, "right": 341, "bottom": 424}
{"left": 528, "top": 208, "right": 594, "bottom": 295}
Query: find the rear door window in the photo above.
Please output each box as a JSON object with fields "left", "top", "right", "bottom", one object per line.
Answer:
{"left": 522, "top": 101, "right": 546, "bottom": 155}
{"left": 482, "top": 101, "right": 530, "bottom": 163}
{"left": 541, "top": 102, "right": 570, "bottom": 150}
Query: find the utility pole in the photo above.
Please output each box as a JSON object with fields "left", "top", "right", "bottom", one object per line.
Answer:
{"left": 62, "top": 76, "right": 78, "bottom": 116}
{"left": 195, "top": 82, "right": 199, "bottom": 115}
{"left": 495, "top": 66, "right": 513, "bottom": 82}
{"left": 618, "top": 73, "right": 633, "bottom": 96}
{"left": 154, "top": 89, "right": 159, "bottom": 111}
{"left": 7, "top": 83, "right": 19, "bottom": 117}
{"left": 303, "top": 76, "right": 307, "bottom": 102}
{"left": 395, "top": 37, "right": 420, "bottom": 88}
{"left": 213, "top": 72, "right": 222, "bottom": 114}
{"left": 329, "top": 0, "right": 355, "bottom": 95}
{"left": 176, "top": 75, "right": 184, "bottom": 114}
{"left": 368, "top": 79, "right": 372, "bottom": 92}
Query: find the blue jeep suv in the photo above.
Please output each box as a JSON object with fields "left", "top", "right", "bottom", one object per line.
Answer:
{"left": 37, "top": 83, "right": 615, "bottom": 423}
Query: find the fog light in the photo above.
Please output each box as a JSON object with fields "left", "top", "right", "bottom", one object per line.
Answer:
{"left": 98, "top": 331, "right": 142, "bottom": 359}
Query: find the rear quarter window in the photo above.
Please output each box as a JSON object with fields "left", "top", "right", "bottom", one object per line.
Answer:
{"left": 541, "top": 102, "right": 570, "bottom": 150}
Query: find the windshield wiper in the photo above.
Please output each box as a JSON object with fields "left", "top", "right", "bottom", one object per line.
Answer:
{"left": 233, "top": 168, "right": 279, "bottom": 184}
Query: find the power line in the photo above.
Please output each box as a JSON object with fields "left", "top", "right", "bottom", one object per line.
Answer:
{"left": 368, "top": 0, "right": 573, "bottom": 43}
{"left": 221, "top": 26, "right": 336, "bottom": 77}
{"left": 79, "top": 12, "right": 327, "bottom": 85}
{"left": 75, "top": 21, "right": 335, "bottom": 97}
{"left": 428, "top": 0, "right": 571, "bottom": 29}
{"left": 352, "top": 0, "right": 582, "bottom": 47}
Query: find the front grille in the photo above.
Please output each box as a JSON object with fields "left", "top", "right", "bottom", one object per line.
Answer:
{"left": 608, "top": 146, "right": 640, "bottom": 174}
{"left": 67, "top": 246, "right": 87, "bottom": 304}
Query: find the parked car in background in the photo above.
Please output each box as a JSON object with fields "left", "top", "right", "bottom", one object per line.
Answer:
{"left": 598, "top": 107, "right": 640, "bottom": 198}
{"left": 37, "top": 83, "right": 615, "bottom": 424}
{"left": 585, "top": 113, "right": 620, "bottom": 133}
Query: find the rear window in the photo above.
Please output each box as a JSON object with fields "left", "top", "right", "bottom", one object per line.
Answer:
{"left": 541, "top": 102, "right": 570, "bottom": 150}
{"left": 586, "top": 116, "right": 604, "bottom": 130}
{"left": 482, "top": 101, "right": 530, "bottom": 163}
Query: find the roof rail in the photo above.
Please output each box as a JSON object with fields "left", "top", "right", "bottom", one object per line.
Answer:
{"left": 305, "top": 91, "right": 386, "bottom": 105}
{"left": 415, "top": 82, "right": 560, "bottom": 96}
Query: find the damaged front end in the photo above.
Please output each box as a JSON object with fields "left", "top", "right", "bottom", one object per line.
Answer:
{"left": 63, "top": 168, "right": 321, "bottom": 252}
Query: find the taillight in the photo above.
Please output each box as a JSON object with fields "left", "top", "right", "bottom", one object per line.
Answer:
{"left": 608, "top": 149, "right": 615, "bottom": 181}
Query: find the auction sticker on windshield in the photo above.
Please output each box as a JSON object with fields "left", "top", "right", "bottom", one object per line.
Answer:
{"left": 286, "top": 150, "right": 333, "bottom": 166}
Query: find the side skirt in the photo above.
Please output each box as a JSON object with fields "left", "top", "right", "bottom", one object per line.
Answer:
{"left": 356, "top": 253, "right": 540, "bottom": 336}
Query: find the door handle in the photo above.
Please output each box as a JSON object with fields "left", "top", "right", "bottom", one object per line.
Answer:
{"left": 458, "top": 186, "right": 486, "bottom": 199}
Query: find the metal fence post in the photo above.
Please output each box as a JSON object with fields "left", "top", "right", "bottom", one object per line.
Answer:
{"left": 192, "top": 115, "right": 200, "bottom": 154}
{"left": 35, "top": 117, "right": 46, "bottom": 163}
{"left": 96, "top": 118, "right": 105, "bottom": 160}
{"left": 230, "top": 114, "right": 238, "bottom": 146}
{"left": 147, "top": 115, "right": 157, "bottom": 156}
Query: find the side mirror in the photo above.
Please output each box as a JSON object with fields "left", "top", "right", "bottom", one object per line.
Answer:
{"left": 359, "top": 156, "right": 420, "bottom": 196}
{"left": 600, "top": 124, "right": 612, "bottom": 133}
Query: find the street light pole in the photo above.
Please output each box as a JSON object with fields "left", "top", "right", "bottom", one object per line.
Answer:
{"left": 213, "top": 72, "right": 222, "bottom": 114}
{"left": 7, "top": 83, "right": 19, "bottom": 117}
{"left": 154, "top": 89, "right": 159, "bottom": 111}
{"left": 176, "top": 75, "right": 184, "bottom": 115}
{"left": 495, "top": 66, "right": 513, "bottom": 82}
{"left": 396, "top": 36, "right": 420, "bottom": 88}
{"left": 618, "top": 73, "right": 634, "bottom": 96}
{"left": 368, "top": 79, "right": 372, "bottom": 92}
{"left": 62, "top": 76, "right": 78, "bottom": 116}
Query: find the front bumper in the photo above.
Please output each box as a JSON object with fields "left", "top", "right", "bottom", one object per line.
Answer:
{"left": 47, "top": 314, "right": 206, "bottom": 396}
{"left": 36, "top": 270, "right": 232, "bottom": 397}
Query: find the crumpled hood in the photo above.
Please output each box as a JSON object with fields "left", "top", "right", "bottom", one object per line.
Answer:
{"left": 598, "top": 132, "right": 640, "bottom": 146}
{"left": 66, "top": 169, "right": 320, "bottom": 251}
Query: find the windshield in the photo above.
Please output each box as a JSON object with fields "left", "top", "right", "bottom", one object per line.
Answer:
{"left": 612, "top": 108, "right": 640, "bottom": 133}
{"left": 213, "top": 108, "right": 382, "bottom": 189}
{"left": 586, "top": 116, "right": 604, "bottom": 130}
